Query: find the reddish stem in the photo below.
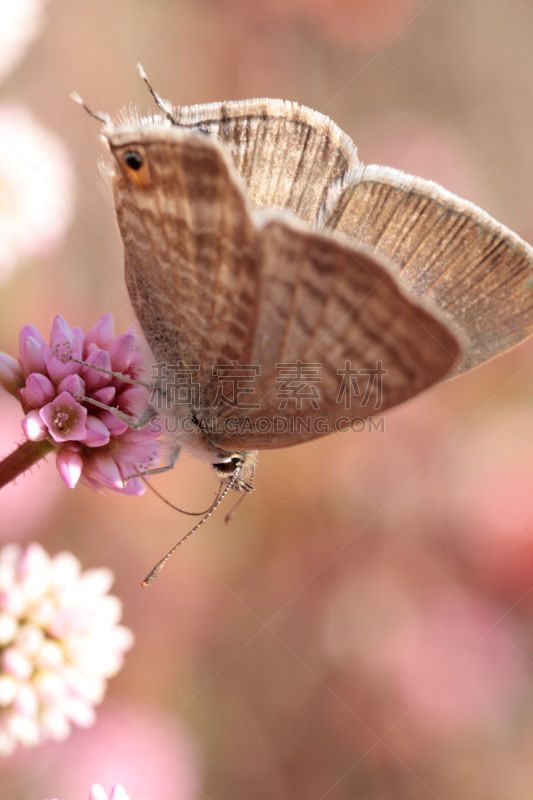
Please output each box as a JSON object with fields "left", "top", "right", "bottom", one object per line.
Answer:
{"left": 0, "top": 439, "right": 55, "bottom": 489}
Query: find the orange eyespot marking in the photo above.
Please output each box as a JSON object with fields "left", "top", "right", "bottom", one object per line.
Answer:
{"left": 115, "top": 145, "right": 151, "bottom": 188}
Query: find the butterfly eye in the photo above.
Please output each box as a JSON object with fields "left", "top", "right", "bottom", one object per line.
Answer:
{"left": 212, "top": 456, "right": 243, "bottom": 477}
{"left": 123, "top": 151, "right": 143, "bottom": 170}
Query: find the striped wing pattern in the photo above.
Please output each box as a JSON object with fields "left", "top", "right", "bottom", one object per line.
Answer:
{"left": 171, "top": 99, "right": 359, "bottom": 225}
{"left": 218, "top": 215, "right": 460, "bottom": 450}
{"left": 110, "top": 128, "right": 259, "bottom": 372}
{"left": 324, "top": 166, "right": 533, "bottom": 374}
{"left": 117, "top": 99, "right": 359, "bottom": 226}
{"left": 105, "top": 98, "right": 533, "bottom": 455}
{"left": 108, "top": 126, "right": 460, "bottom": 452}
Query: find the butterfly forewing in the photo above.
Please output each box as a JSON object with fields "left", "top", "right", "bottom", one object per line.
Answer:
{"left": 109, "top": 127, "right": 260, "bottom": 371}
{"left": 324, "top": 165, "right": 533, "bottom": 375}
{"left": 168, "top": 99, "right": 359, "bottom": 226}
{"left": 212, "top": 214, "right": 461, "bottom": 450}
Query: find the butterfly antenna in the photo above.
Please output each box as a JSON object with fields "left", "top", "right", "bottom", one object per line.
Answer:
{"left": 141, "top": 468, "right": 241, "bottom": 587}
{"left": 142, "top": 477, "right": 224, "bottom": 516}
{"left": 70, "top": 92, "right": 111, "bottom": 125}
{"left": 136, "top": 63, "right": 178, "bottom": 125}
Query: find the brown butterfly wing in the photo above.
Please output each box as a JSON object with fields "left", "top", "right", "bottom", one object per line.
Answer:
{"left": 107, "top": 127, "right": 460, "bottom": 453}
{"left": 107, "top": 126, "right": 261, "bottom": 375}
{"left": 211, "top": 213, "right": 461, "bottom": 451}
{"left": 169, "top": 99, "right": 359, "bottom": 225}
{"left": 323, "top": 165, "right": 533, "bottom": 375}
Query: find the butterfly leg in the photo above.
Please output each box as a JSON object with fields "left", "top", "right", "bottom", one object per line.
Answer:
{"left": 69, "top": 356, "right": 151, "bottom": 389}
{"left": 125, "top": 443, "right": 182, "bottom": 482}
{"left": 70, "top": 392, "right": 157, "bottom": 430}
{"left": 67, "top": 356, "right": 156, "bottom": 428}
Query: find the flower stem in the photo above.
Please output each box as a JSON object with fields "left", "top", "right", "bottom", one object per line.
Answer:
{"left": 0, "top": 439, "right": 55, "bottom": 489}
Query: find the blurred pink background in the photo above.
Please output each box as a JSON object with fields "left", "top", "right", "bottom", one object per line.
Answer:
{"left": 2, "top": 0, "right": 533, "bottom": 798}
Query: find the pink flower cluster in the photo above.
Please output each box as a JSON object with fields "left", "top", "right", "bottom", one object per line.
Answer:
{"left": 1, "top": 314, "right": 160, "bottom": 495}
{"left": 0, "top": 543, "right": 134, "bottom": 756}
{"left": 44, "top": 785, "right": 147, "bottom": 800}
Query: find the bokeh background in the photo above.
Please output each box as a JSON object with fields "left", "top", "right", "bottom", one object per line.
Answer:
{"left": 2, "top": 0, "right": 533, "bottom": 798}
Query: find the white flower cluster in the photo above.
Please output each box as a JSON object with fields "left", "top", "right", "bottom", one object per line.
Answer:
{"left": 0, "top": 543, "right": 133, "bottom": 756}
{"left": 0, "top": 0, "right": 48, "bottom": 82}
{"left": 0, "top": 0, "right": 74, "bottom": 285}
{"left": 44, "top": 784, "right": 148, "bottom": 800}
{"left": 0, "top": 104, "right": 74, "bottom": 284}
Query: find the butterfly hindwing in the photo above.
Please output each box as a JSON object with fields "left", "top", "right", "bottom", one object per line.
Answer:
{"left": 323, "top": 165, "right": 533, "bottom": 375}
{"left": 166, "top": 99, "right": 359, "bottom": 226}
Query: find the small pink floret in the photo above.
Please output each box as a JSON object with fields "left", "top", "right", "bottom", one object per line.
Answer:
{"left": 40, "top": 392, "right": 88, "bottom": 443}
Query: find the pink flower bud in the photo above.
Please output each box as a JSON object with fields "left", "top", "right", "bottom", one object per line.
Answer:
{"left": 108, "top": 331, "right": 135, "bottom": 372}
{"left": 91, "top": 386, "right": 116, "bottom": 405}
{"left": 84, "top": 454, "right": 123, "bottom": 490}
{"left": 85, "top": 312, "right": 115, "bottom": 349}
{"left": 19, "top": 335, "right": 47, "bottom": 376}
{"left": 19, "top": 324, "right": 46, "bottom": 351}
{"left": 56, "top": 449, "right": 83, "bottom": 488}
{"left": 120, "top": 385, "right": 150, "bottom": 414}
{"left": 0, "top": 352, "right": 24, "bottom": 396}
{"left": 82, "top": 349, "right": 112, "bottom": 391}
{"left": 49, "top": 315, "right": 75, "bottom": 352}
{"left": 84, "top": 416, "right": 111, "bottom": 448}
{"left": 98, "top": 410, "right": 129, "bottom": 436}
{"left": 24, "top": 373, "right": 55, "bottom": 407}
{"left": 22, "top": 409, "right": 49, "bottom": 441}
{"left": 57, "top": 373, "right": 86, "bottom": 397}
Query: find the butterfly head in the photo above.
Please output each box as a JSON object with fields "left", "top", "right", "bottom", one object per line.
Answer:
{"left": 106, "top": 135, "right": 156, "bottom": 191}
{"left": 212, "top": 451, "right": 258, "bottom": 492}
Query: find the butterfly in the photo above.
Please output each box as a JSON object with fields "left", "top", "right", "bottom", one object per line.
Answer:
{"left": 74, "top": 77, "right": 533, "bottom": 580}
